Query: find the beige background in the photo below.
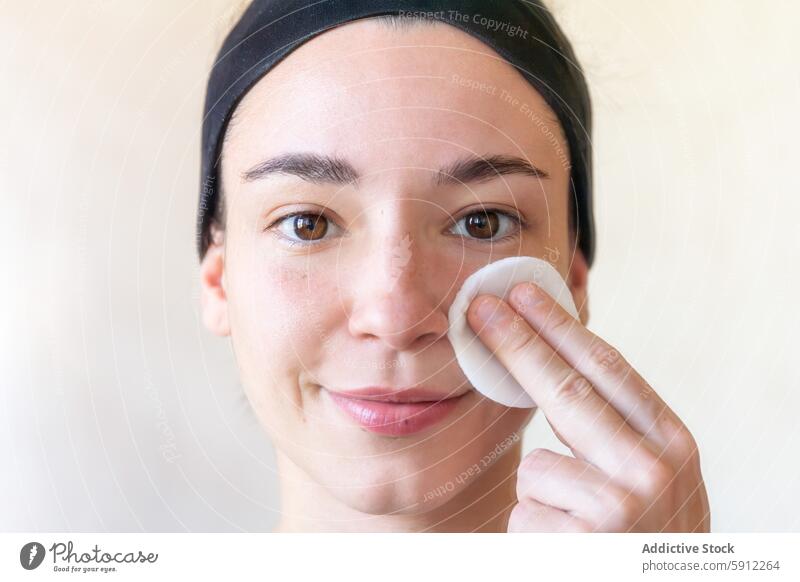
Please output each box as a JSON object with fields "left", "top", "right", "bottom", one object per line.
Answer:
{"left": 2, "top": 0, "right": 798, "bottom": 531}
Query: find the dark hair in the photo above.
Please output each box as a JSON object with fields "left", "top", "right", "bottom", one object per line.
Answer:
{"left": 204, "top": 14, "right": 437, "bottom": 245}
{"left": 199, "top": 1, "right": 594, "bottom": 266}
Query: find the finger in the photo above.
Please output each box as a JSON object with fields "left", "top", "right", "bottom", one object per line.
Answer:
{"left": 551, "top": 425, "right": 588, "bottom": 462}
{"left": 517, "top": 448, "right": 645, "bottom": 532}
{"left": 508, "top": 499, "right": 593, "bottom": 532}
{"left": 506, "top": 281, "right": 694, "bottom": 461}
{"left": 468, "top": 294, "right": 656, "bottom": 484}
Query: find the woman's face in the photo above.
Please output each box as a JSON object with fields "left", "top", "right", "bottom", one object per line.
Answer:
{"left": 200, "top": 18, "right": 588, "bottom": 516}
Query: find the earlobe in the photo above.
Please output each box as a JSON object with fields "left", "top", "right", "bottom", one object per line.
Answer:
{"left": 567, "top": 249, "right": 590, "bottom": 326}
{"left": 199, "top": 241, "right": 231, "bottom": 337}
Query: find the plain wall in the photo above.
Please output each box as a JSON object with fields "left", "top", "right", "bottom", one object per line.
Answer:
{"left": 2, "top": 0, "right": 798, "bottom": 532}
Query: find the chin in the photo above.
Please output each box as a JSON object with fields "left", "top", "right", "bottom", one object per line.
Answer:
{"left": 323, "top": 456, "right": 471, "bottom": 516}
{"left": 318, "top": 425, "right": 521, "bottom": 515}
{"left": 271, "top": 392, "right": 534, "bottom": 519}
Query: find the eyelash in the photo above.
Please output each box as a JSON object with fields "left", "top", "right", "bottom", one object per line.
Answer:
{"left": 266, "top": 212, "right": 343, "bottom": 248}
{"left": 448, "top": 208, "right": 526, "bottom": 244}
{"left": 267, "top": 208, "right": 527, "bottom": 248}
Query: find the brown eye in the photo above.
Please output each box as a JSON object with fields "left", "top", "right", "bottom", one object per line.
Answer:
{"left": 270, "top": 211, "right": 340, "bottom": 246}
{"left": 464, "top": 211, "right": 500, "bottom": 239}
{"left": 449, "top": 208, "right": 524, "bottom": 242}
{"left": 293, "top": 214, "right": 328, "bottom": 241}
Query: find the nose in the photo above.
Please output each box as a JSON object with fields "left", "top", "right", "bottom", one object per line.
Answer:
{"left": 347, "top": 231, "right": 450, "bottom": 352}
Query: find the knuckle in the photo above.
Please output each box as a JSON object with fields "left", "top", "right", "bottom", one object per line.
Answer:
{"left": 516, "top": 449, "right": 552, "bottom": 496}
{"left": 520, "top": 447, "right": 554, "bottom": 472}
{"left": 544, "top": 310, "right": 573, "bottom": 333}
{"left": 521, "top": 446, "right": 547, "bottom": 466}
{"left": 505, "top": 329, "right": 538, "bottom": 358}
{"left": 549, "top": 370, "right": 594, "bottom": 408}
{"left": 588, "top": 340, "right": 627, "bottom": 377}
{"left": 660, "top": 416, "right": 699, "bottom": 461}
{"left": 655, "top": 407, "right": 685, "bottom": 434}
{"left": 638, "top": 459, "right": 676, "bottom": 498}
{"left": 672, "top": 426, "right": 700, "bottom": 461}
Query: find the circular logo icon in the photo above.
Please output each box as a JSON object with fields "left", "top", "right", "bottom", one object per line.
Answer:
{"left": 20, "top": 542, "right": 46, "bottom": 570}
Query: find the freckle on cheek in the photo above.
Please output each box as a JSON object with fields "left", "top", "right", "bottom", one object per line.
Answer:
{"left": 276, "top": 267, "right": 309, "bottom": 288}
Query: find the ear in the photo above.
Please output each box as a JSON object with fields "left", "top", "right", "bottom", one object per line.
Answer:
{"left": 567, "top": 249, "right": 590, "bottom": 326}
{"left": 199, "top": 229, "right": 231, "bottom": 336}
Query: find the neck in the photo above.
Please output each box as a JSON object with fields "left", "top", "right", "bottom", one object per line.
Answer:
{"left": 272, "top": 442, "right": 521, "bottom": 533}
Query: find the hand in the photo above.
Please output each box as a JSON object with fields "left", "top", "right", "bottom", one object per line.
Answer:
{"left": 467, "top": 281, "right": 711, "bottom": 533}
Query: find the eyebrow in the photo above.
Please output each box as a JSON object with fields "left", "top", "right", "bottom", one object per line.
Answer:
{"left": 241, "top": 152, "right": 359, "bottom": 185}
{"left": 434, "top": 154, "right": 549, "bottom": 185}
{"left": 240, "top": 152, "right": 549, "bottom": 186}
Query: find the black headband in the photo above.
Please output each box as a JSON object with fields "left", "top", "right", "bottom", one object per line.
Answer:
{"left": 198, "top": 0, "right": 595, "bottom": 266}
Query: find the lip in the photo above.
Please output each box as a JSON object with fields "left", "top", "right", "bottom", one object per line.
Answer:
{"left": 325, "top": 387, "right": 469, "bottom": 436}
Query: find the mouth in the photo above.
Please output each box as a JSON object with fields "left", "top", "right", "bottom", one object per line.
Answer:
{"left": 324, "top": 386, "right": 471, "bottom": 437}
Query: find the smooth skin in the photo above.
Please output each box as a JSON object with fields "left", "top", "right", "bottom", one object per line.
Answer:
{"left": 199, "top": 16, "right": 710, "bottom": 532}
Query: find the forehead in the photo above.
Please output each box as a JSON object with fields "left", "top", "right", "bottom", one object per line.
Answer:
{"left": 223, "top": 17, "right": 569, "bottom": 180}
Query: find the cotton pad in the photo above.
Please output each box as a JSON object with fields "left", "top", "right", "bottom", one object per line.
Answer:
{"left": 447, "top": 256, "right": 580, "bottom": 408}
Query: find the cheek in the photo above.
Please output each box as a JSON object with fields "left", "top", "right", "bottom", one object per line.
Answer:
{"left": 228, "top": 263, "right": 340, "bottom": 422}
{"left": 270, "top": 264, "right": 337, "bottom": 325}
{"left": 230, "top": 263, "right": 338, "bottom": 360}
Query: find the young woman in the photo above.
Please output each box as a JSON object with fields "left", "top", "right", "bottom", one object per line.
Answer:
{"left": 197, "top": 0, "right": 710, "bottom": 532}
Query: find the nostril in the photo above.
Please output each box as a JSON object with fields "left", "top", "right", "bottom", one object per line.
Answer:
{"left": 348, "top": 295, "right": 450, "bottom": 352}
{"left": 410, "top": 329, "right": 448, "bottom": 353}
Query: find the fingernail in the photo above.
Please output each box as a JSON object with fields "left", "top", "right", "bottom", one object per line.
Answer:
{"left": 512, "top": 282, "right": 545, "bottom": 309}
{"left": 475, "top": 295, "right": 498, "bottom": 321}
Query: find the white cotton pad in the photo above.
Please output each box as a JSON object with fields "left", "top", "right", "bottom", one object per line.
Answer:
{"left": 447, "top": 256, "right": 580, "bottom": 408}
